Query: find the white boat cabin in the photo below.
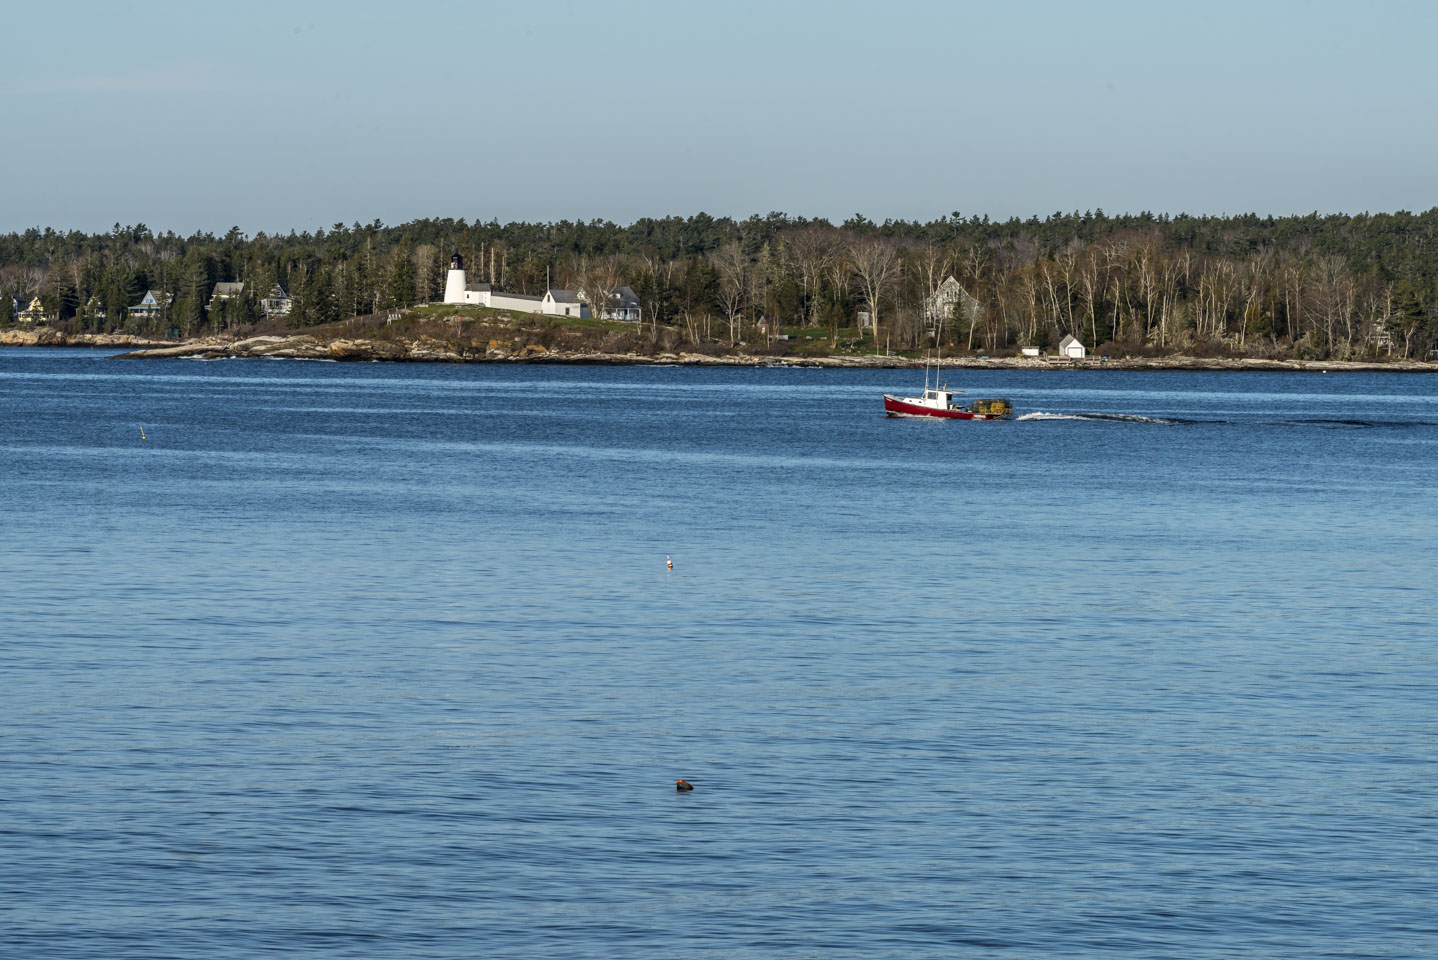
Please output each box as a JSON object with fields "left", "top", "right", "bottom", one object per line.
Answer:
{"left": 906, "top": 388, "right": 958, "bottom": 410}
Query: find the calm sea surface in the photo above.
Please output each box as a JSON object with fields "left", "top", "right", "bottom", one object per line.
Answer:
{"left": 2, "top": 348, "right": 1435, "bottom": 959}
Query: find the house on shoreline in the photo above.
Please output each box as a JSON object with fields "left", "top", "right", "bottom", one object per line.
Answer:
{"left": 13, "top": 294, "right": 48, "bottom": 324}
{"left": 129, "top": 290, "right": 172, "bottom": 321}
{"left": 208, "top": 282, "right": 245, "bottom": 312}
{"left": 261, "top": 284, "right": 292, "bottom": 317}
{"left": 588, "top": 286, "right": 641, "bottom": 323}
{"left": 542, "top": 289, "right": 591, "bottom": 318}
{"left": 925, "top": 276, "right": 982, "bottom": 330}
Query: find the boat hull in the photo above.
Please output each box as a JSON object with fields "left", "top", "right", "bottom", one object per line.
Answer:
{"left": 883, "top": 395, "right": 1007, "bottom": 420}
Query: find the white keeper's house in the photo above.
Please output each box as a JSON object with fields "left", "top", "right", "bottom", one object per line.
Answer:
{"left": 542, "top": 289, "right": 591, "bottom": 318}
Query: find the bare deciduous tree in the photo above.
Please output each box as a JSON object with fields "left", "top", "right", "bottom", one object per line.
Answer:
{"left": 710, "top": 242, "right": 748, "bottom": 346}
{"left": 578, "top": 254, "right": 624, "bottom": 322}
{"left": 849, "top": 237, "right": 900, "bottom": 354}
{"left": 785, "top": 227, "right": 842, "bottom": 328}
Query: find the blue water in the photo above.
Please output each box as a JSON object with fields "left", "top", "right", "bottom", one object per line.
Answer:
{"left": 3, "top": 348, "right": 1436, "bottom": 959}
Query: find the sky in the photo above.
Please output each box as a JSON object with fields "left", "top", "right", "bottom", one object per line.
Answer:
{"left": 3, "top": 0, "right": 1435, "bottom": 234}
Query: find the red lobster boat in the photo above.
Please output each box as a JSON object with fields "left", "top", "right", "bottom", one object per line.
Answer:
{"left": 883, "top": 387, "right": 1013, "bottom": 420}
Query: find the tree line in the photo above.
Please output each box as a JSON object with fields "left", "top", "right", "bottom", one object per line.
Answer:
{"left": 3, "top": 208, "right": 1437, "bottom": 358}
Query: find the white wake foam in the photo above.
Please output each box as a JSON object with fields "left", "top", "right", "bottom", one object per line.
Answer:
{"left": 1017, "top": 411, "right": 1184, "bottom": 425}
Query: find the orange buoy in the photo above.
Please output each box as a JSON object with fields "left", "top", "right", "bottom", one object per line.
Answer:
{"left": 675, "top": 779, "right": 694, "bottom": 792}
{"left": 666, "top": 555, "right": 673, "bottom": 570}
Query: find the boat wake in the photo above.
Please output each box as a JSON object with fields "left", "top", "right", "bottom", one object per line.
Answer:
{"left": 1016, "top": 412, "right": 1438, "bottom": 428}
{"left": 1016, "top": 411, "right": 1194, "bottom": 425}
{"left": 1280, "top": 418, "right": 1438, "bottom": 428}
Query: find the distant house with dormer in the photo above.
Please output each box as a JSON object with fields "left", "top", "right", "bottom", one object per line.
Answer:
{"left": 208, "top": 281, "right": 244, "bottom": 311}
{"left": 261, "top": 284, "right": 292, "bottom": 317}
{"left": 580, "top": 286, "right": 641, "bottom": 323}
{"left": 15, "top": 294, "right": 49, "bottom": 324}
{"left": 542, "top": 289, "right": 592, "bottom": 319}
{"left": 924, "top": 276, "right": 982, "bottom": 329}
{"left": 129, "top": 290, "right": 172, "bottom": 320}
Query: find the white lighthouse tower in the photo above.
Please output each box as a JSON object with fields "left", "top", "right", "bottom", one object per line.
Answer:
{"left": 443, "top": 253, "right": 467, "bottom": 304}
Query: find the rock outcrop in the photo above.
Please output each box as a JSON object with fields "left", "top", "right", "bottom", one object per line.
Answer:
{"left": 11, "top": 328, "right": 1419, "bottom": 372}
{"left": 0, "top": 329, "right": 172, "bottom": 348}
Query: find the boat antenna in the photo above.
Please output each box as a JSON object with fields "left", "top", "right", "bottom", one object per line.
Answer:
{"left": 935, "top": 310, "right": 944, "bottom": 389}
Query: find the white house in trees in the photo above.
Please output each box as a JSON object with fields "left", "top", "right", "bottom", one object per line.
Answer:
{"left": 924, "top": 276, "right": 982, "bottom": 328}
{"left": 261, "top": 285, "right": 292, "bottom": 317}
{"left": 542, "top": 289, "right": 591, "bottom": 318}
{"left": 208, "top": 281, "right": 244, "bottom": 312}
{"left": 1059, "top": 334, "right": 1087, "bottom": 359}
{"left": 129, "top": 289, "right": 172, "bottom": 320}
{"left": 584, "top": 286, "right": 641, "bottom": 323}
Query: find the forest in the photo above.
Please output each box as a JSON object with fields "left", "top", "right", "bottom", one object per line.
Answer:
{"left": 3, "top": 208, "right": 1437, "bottom": 359}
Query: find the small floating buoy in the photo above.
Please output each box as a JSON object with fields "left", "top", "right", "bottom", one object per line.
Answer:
{"left": 666, "top": 554, "right": 673, "bottom": 570}
{"left": 675, "top": 779, "right": 693, "bottom": 792}
{"left": 139, "top": 425, "right": 146, "bottom": 440}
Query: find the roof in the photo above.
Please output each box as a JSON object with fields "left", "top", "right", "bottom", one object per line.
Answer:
{"left": 496, "top": 293, "right": 543, "bottom": 303}
{"left": 465, "top": 282, "right": 491, "bottom": 292}
{"left": 132, "top": 289, "right": 171, "bottom": 307}
{"left": 546, "top": 288, "right": 581, "bottom": 303}
{"left": 579, "top": 286, "right": 640, "bottom": 306}
{"left": 210, "top": 281, "right": 244, "bottom": 297}
{"left": 266, "top": 284, "right": 289, "bottom": 299}
{"left": 1059, "top": 334, "right": 1082, "bottom": 348}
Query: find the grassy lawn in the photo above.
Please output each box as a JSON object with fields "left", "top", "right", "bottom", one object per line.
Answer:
{"left": 404, "top": 303, "right": 631, "bottom": 332}
{"left": 262, "top": 306, "right": 914, "bottom": 358}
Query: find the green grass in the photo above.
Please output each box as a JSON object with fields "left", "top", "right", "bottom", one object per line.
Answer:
{"left": 406, "top": 303, "right": 631, "bottom": 332}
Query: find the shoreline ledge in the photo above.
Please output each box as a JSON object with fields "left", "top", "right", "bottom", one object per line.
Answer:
{"left": 4, "top": 329, "right": 1436, "bottom": 372}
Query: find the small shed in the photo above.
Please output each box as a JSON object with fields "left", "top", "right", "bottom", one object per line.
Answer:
{"left": 1020, "top": 347, "right": 1040, "bottom": 357}
{"left": 1059, "top": 335, "right": 1086, "bottom": 359}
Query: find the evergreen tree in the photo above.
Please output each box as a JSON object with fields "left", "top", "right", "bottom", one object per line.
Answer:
{"left": 386, "top": 239, "right": 415, "bottom": 309}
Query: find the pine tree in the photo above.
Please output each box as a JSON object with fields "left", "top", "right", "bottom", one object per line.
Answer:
{"left": 387, "top": 239, "right": 416, "bottom": 309}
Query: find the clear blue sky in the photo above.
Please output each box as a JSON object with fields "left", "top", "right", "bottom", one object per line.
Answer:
{"left": 4, "top": 0, "right": 1435, "bottom": 234}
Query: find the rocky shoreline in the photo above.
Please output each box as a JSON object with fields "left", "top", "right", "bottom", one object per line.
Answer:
{"left": 1, "top": 329, "right": 174, "bottom": 349}
{"left": 5, "top": 328, "right": 1436, "bottom": 372}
